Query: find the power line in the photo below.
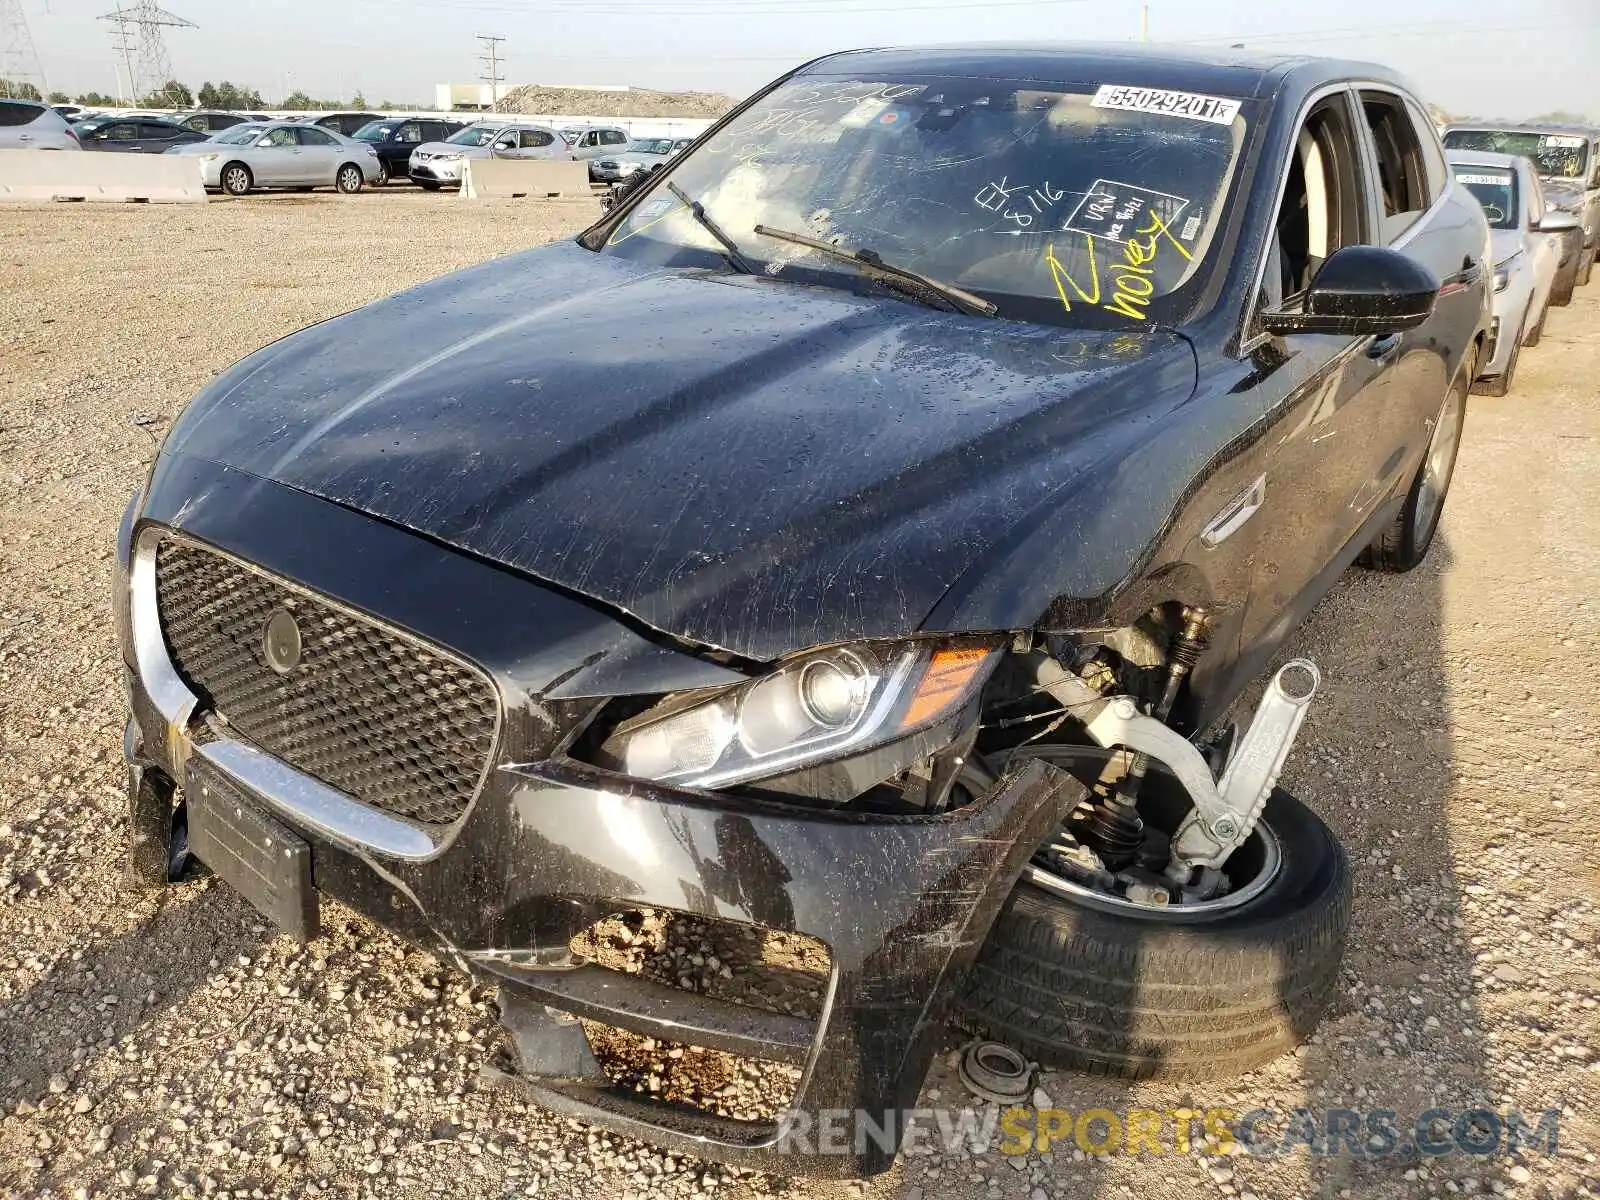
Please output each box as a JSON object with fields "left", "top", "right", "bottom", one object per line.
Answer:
{"left": 98, "top": 1, "right": 196, "bottom": 103}
{"left": 476, "top": 33, "right": 505, "bottom": 111}
{"left": 0, "top": 0, "right": 45, "bottom": 97}
{"left": 372, "top": 0, "right": 1103, "bottom": 16}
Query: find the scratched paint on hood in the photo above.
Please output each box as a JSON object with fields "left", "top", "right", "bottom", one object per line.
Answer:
{"left": 163, "top": 239, "right": 1197, "bottom": 661}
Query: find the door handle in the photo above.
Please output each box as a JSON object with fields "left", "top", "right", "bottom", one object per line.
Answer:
{"left": 1367, "top": 333, "right": 1402, "bottom": 363}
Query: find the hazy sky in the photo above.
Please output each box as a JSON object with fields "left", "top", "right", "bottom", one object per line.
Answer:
{"left": 21, "top": 0, "right": 1600, "bottom": 119}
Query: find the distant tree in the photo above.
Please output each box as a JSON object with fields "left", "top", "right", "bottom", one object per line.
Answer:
{"left": 74, "top": 91, "right": 120, "bottom": 107}
{"left": 351, "top": 90, "right": 368, "bottom": 109}
{"left": 281, "top": 89, "right": 317, "bottom": 111}
{"left": 0, "top": 79, "right": 43, "bottom": 101}
{"left": 196, "top": 80, "right": 265, "bottom": 110}
{"left": 1532, "top": 110, "right": 1592, "bottom": 125}
{"left": 140, "top": 79, "right": 193, "bottom": 108}
{"left": 47, "top": 90, "right": 70, "bottom": 105}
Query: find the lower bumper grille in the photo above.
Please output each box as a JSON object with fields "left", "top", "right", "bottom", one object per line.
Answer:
{"left": 154, "top": 536, "right": 498, "bottom": 826}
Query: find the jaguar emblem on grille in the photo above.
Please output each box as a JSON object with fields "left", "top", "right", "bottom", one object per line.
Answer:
{"left": 262, "top": 608, "right": 303, "bottom": 675}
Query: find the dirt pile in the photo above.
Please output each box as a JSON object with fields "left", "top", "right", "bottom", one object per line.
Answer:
{"left": 497, "top": 84, "right": 736, "bottom": 118}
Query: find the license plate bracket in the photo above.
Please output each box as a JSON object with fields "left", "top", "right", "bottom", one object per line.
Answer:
{"left": 186, "top": 757, "right": 319, "bottom": 941}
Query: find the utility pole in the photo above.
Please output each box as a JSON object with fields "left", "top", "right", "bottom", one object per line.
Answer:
{"left": 98, "top": 1, "right": 196, "bottom": 106}
{"left": 108, "top": 11, "right": 136, "bottom": 104}
{"left": 0, "top": 0, "right": 46, "bottom": 99}
{"left": 476, "top": 34, "right": 505, "bottom": 112}
{"left": 1139, "top": 2, "right": 1150, "bottom": 42}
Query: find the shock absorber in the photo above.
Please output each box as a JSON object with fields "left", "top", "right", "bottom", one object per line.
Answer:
{"left": 1079, "top": 607, "right": 1211, "bottom": 868}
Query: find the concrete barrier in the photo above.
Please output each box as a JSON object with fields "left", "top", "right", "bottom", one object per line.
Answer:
{"left": 461, "top": 159, "right": 592, "bottom": 200}
{"left": 0, "top": 150, "right": 207, "bottom": 204}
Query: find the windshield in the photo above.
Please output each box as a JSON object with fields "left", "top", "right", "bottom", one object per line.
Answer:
{"left": 354, "top": 122, "right": 395, "bottom": 142}
{"left": 1452, "top": 164, "right": 1518, "bottom": 229}
{"left": 1443, "top": 129, "right": 1590, "bottom": 181}
{"left": 600, "top": 74, "right": 1249, "bottom": 329}
{"left": 447, "top": 125, "right": 500, "bottom": 147}
{"left": 627, "top": 138, "right": 676, "bottom": 155}
{"left": 214, "top": 125, "right": 264, "bottom": 145}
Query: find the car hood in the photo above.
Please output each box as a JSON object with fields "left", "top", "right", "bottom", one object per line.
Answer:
{"left": 413, "top": 140, "right": 470, "bottom": 156}
{"left": 1542, "top": 177, "right": 1589, "bottom": 209}
{"left": 161, "top": 240, "right": 1197, "bottom": 662}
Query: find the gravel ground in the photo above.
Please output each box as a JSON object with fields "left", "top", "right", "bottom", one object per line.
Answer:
{"left": 1, "top": 192, "right": 1597, "bottom": 1200}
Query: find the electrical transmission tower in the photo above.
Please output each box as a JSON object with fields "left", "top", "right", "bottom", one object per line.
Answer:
{"left": 477, "top": 34, "right": 505, "bottom": 112}
{"left": 98, "top": 1, "right": 195, "bottom": 105}
{"left": 0, "top": 0, "right": 46, "bottom": 99}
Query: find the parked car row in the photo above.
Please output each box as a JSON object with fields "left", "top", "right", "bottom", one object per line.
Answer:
{"left": 1442, "top": 123, "right": 1600, "bottom": 393}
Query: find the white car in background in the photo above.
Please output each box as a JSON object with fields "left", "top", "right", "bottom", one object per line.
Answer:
{"left": 165, "top": 121, "right": 381, "bottom": 196}
{"left": 1448, "top": 150, "right": 1578, "bottom": 396}
{"left": 408, "top": 122, "right": 565, "bottom": 190}
{"left": 0, "top": 99, "right": 82, "bottom": 150}
{"left": 589, "top": 136, "right": 696, "bottom": 183}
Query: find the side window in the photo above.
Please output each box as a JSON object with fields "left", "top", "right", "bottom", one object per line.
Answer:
{"left": 521, "top": 129, "right": 553, "bottom": 149}
{"left": 181, "top": 115, "right": 205, "bottom": 131}
{"left": 298, "top": 127, "right": 336, "bottom": 146}
{"left": 1359, "top": 91, "right": 1430, "bottom": 242}
{"left": 1261, "top": 95, "right": 1368, "bottom": 313}
{"left": 1404, "top": 99, "right": 1448, "bottom": 203}
{"left": 0, "top": 101, "right": 40, "bottom": 127}
{"left": 264, "top": 127, "right": 298, "bottom": 147}
{"left": 398, "top": 123, "right": 423, "bottom": 144}
{"left": 603, "top": 130, "right": 626, "bottom": 145}
{"left": 1525, "top": 171, "right": 1546, "bottom": 230}
{"left": 142, "top": 123, "right": 177, "bottom": 140}
{"left": 104, "top": 123, "right": 139, "bottom": 141}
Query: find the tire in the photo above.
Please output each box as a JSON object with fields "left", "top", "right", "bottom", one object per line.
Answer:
{"left": 1524, "top": 302, "right": 1547, "bottom": 349}
{"left": 1471, "top": 322, "right": 1521, "bottom": 398}
{"left": 373, "top": 161, "right": 390, "bottom": 187}
{"left": 220, "top": 162, "right": 253, "bottom": 197}
{"left": 1551, "top": 258, "right": 1577, "bottom": 307}
{"left": 1579, "top": 246, "right": 1595, "bottom": 288}
{"left": 335, "top": 163, "right": 364, "bottom": 194}
{"left": 1364, "top": 365, "right": 1468, "bottom": 569}
{"left": 959, "top": 786, "right": 1350, "bottom": 1080}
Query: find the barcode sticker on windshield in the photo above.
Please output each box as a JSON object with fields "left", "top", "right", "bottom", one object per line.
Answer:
{"left": 1091, "top": 85, "right": 1242, "bottom": 126}
{"left": 1540, "top": 134, "right": 1586, "bottom": 149}
{"left": 1456, "top": 173, "right": 1514, "bottom": 187}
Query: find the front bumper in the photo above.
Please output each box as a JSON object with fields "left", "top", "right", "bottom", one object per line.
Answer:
{"left": 409, "top": 160, "right": 463, "bottom": 183}
{"left": 119, "top": 456, "right": 1082, "bottom": 1177}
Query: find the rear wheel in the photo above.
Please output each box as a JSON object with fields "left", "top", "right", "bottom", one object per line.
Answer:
{"left": 1366, "top": 365, "right": 1468, "bottom": 569}
{"left": 335, "top": 163, "right": 364, "bottom": 194}
{"left": 1552, "top": 256, "right": 1578, "bottom": 306}
{"left": 220, "top": 162, "right": 253, "bottom": 197}
{"left": 959, "top": 760, "right": 1350, "bottom": 1080}
{"left": 372, "top": 161, "right": 390, "bottom": 187}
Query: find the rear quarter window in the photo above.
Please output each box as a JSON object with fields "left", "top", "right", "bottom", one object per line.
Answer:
{"left": 0, "top": 101, "right": 43, "bottom": 127}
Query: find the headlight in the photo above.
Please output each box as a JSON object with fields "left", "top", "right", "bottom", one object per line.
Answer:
{"left": 597, "top": 641, "right": 999, "bottom": 788}
{"left": 1493, "top": 252, "right": 1520, "bottom": 293}
{"left": 197, "top": 152, "right": 219, "bottom": 161}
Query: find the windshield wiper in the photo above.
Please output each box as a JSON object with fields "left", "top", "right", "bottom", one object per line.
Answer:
{"left": 752, "top": 225, "right": 997, "bottom": 317}
{"left": 667, "top": 182, "right": 756, "bottom": 275}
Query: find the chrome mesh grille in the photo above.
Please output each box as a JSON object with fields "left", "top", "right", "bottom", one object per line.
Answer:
{"left": 154, "top": 537, "right": 498, "bottom": 826}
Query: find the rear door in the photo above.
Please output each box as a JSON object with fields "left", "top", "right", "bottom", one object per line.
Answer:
{"left": 295, "top": 126, "right": 342, "bottom": 184}
{"left": 519, "top": 128, "right": 560, "bottom": 159}
{"left": 1353, "top": 88, "right": 1479, "bottom": 465}
{"left": 0, "top": 101, "right": 44, "bottom": 148}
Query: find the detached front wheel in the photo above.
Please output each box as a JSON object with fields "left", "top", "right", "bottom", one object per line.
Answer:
{"left": 960, "top": 777, "right": 1350, "bottom": 1080}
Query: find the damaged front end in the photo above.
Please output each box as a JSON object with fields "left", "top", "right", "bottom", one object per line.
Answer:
{"left": 117, "top": 464, "right": 1093, "bottom": 1177}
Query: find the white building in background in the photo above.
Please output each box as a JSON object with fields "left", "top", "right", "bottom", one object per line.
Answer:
{"left": 434, "top": 82, "right": 633, "bottom": 110}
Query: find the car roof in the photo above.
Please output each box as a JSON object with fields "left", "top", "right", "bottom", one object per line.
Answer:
{"left": 799, "top": 41, "right": 1412, "bottom": 101}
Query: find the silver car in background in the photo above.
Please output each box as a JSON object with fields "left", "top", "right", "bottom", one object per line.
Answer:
{"left": 408, "top": 122, "right": 565, "bottom": 190}
{"left": 589, "top": 136, "right": 696, "bottom": 183}
{"left": 0, "top": 98, "right": 81, "bottom": 151}
{"left": 1448, "top": 151, "right": 1577, "bottom": 396}
{"left": 165, "top": 121, "right": 381, "bottom": 196}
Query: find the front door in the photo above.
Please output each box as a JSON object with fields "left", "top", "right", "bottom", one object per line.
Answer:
{"left": 295, "top": 127, "right": 342, "bottom": 184}
{"left": 1235, "top": 89, "right": 1403, "bottom": 663}
{"left": 253, "top": 127, "right": 302, "bottom": 184}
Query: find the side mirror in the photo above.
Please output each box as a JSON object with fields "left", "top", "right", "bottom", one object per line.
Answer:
{"left": 1261, "top": 245, "right": 1439, "bottom": 338}
{"left": 1536, "top": 210, "right": 1582, "bottom": 234}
